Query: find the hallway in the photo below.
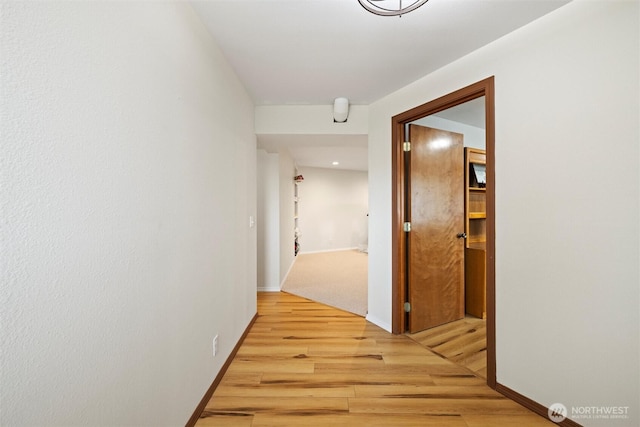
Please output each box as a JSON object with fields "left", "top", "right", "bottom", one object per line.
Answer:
{"left": 196, "top": 292, "right": 553, "bottom": 426}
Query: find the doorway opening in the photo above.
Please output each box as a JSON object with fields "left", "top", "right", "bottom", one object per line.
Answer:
{"left": 391, "top": 77, "right": 496, "bottom": 388}
{"left": 281, "top": 165, "right": 369, "bottom": 317}
{"left": 256, "top": 137, "right": 369, "bottom": 317}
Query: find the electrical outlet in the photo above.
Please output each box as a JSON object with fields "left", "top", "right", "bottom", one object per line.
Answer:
{"left": 213, "top": 335, "right": 219, "bottom": 357}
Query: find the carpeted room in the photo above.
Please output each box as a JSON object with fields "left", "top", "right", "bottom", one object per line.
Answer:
{"left": 257, "top": 160, "right": 369, "bottom": 316}
{"left": 282, "top": 249, "right": 368, "bottom": 316}
{"left": 285, "top": 166, "right": 369, "bottom": 315}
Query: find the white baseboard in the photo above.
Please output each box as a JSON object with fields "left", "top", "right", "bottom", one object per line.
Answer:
{"left": 298, "top": 247, "right": 359, "bottom": 255}
{"left": 365, "top": 313, "right": 392, "bottom": 333}
{"left": 257, "top": 285, "right": 281, "bottom": 292}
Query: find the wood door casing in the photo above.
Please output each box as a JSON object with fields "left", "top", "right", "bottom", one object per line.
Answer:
{"left": 407, "top": 124, "right": 465, "bottom": 333}
{"left": 391, "top": 76, "right": 495, "bottom": 388}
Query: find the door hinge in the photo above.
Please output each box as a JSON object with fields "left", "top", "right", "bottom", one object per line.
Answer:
{"left": 403, "top": 222, "right": 411, "bottom": 232}
{"left": 404, "top": 302, "right": 411, "bottom": 313}
{"left": 403, "top": 141, "right": 411, "bottom": 152}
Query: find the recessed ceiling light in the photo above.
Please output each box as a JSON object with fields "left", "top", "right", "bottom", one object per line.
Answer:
{"left": 332, "top": 161, "right": 340, "bottom": 166}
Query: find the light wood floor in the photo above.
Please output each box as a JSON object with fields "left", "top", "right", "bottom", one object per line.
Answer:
{"left": 408, "top": 316, "right": 487, "bottom": 379}
{"left": 196, "top": 292, "right": 553, "bottom": 426}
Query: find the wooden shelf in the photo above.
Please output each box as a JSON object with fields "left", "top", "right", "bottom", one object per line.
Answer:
{"left": 468, "top": 241, "right": 486, "bottom": 250}
{"left": 465, "top": 148, "right": 487, "bottom": 248}
{"left": 467, "top": 150, "right": 485, "bottom": 164}
{"left": 468, "top": 236, "right": 486, "bottom": 243}
{"left": 464, "top": 147, "right": 486, "bottom": 319}
{"left": 469, "top": 212, "right": 486, "bottom": 219}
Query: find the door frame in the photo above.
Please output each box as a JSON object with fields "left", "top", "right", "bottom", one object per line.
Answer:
{"left": 391, "top": 76, "right": 496, "bottom": 388}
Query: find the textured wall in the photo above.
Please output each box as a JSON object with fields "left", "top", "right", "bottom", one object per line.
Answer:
{"left": 1, "top": 2, "right": 256, "bottom": 425}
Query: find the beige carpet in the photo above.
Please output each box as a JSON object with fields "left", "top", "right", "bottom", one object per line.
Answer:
{"left": 281, "top": 249, "right": 368, "bottom": 316}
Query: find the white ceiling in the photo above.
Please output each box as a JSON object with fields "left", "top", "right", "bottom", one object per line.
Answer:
{"left": 190, "top": 0, "right": 571, "bottom": 170}
{"left": 258, "top": 134, "right": 369, "bottom": 171}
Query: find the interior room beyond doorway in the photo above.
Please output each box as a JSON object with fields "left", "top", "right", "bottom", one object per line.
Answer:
{"left": 256, "top": 134, "right": 369, "bottom": 317}
{"left": 403, "top": 94, "right": 488, "bottom": 378}
{"left": 284, "top": 165, "right": 369, "bottom": 315}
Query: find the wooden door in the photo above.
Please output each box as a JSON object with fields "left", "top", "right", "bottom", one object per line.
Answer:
{"left": 407, "top": 124, "right": 465, "bottom": 333}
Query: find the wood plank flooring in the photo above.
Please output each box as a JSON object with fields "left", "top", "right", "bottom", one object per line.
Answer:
{"left": 196, "top": 292, "right": 553, "bottom": 426}
{"left": 408, "top": 316, "right": 487, "bottom": 378}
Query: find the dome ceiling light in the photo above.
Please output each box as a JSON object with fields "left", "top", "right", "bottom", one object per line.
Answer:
{"left": 357, "top": 0, "right": 430, "bottom": 17}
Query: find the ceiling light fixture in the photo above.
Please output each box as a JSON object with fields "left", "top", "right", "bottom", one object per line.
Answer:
{"left": 332, "top": 161, "right": 340, "bottom": 166}
{"left": 333, "top": 97, "right": 349, "bottom": 123}
{"left": 357, "top": 0, "right": 429, "bottom": 17}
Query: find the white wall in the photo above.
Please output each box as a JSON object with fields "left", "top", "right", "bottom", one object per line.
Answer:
{"left": 255, "top": 104, "right": 369, "bottom": 135}
{"left": 256, "top": 148, "right": 297, "bottom": 290}
{"left": 1, "top": 2, "right": 256, "bottom": 426}
{"left": 257, "top": 150, "right": 280, "bottom": 291}
{"left": 367, "top": 1, "right": 639, "bottom": 425}
{"left": 297, "top": 167, "right": 368, "bottom": 253}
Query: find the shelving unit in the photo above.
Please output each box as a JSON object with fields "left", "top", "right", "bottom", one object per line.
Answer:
{"left": 464, "top": 148, "right": 486, "bottom": 319}
{"left": 294, "top": 176, "right": 302, "bottom": 256}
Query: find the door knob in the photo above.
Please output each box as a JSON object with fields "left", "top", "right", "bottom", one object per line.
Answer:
{"left": 456, "top": 232, "right": 467, "bottom": 239}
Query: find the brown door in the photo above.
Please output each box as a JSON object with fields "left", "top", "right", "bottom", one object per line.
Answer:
{"left": 407, "top": 124, "right": 465, "bottom": 333}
